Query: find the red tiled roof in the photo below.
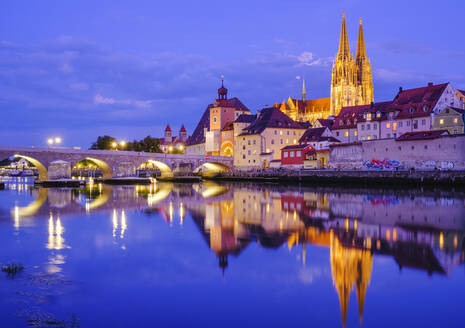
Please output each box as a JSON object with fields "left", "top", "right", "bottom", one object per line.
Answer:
{"left": 179, "top": 124, "right": 186, "bottom": 132}
{"left": 235, "top": 114, "right": 257, "bottom": 123}
{"left": 457, "top": 89, "right": 465, "bottom": 96}
{"left": 299, "top": 127, "right": 328, "bottom": 143}
{"left": 315, "top": 119, "right": 334, "bottom": 128}
{"left": 396, "top": 130, "right": 449, "bottom": 141}
{"left": 239, "top": 107, "right": 306, "bottom": 136}
{"left": 332, "top": 105, "right": 369, "bottom": 130}
{"left": 392, "top": 83, "right": 448, "bottom": 119}
{"left": 165, "top": 124, "right": 172, "bottom": 132}
{"left": 281, "top": 144, "right": 313, "bottom": 150}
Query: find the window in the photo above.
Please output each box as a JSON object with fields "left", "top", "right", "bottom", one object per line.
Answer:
{"left": 376, "top": 112, "right": 381, "bottom": 118}
{"left": 287, "top": 131, "right": 290, "bottom": 135}
{"left": 339, "top": 121, "right": 343, "bottom": 126}
{"left": 293, "top": 139, "right": 297, "bottom": 144}
{"left": 286, "top": 139, "right": 289, "bottom": 144}
{"left": 274, "top": 130, "right": 277, "bottom": 135}
{"left": 361, "top": 124, "right": 365, "bottom": 130}
{"left": 336, "top": 132, "right": 340, "bottom": 137}
{"left": 354, "top": 131, "right": 358, "bottom": 136}
{"left": 296, "top": 151, "right": 301, "bottom": 157}
{"left": 242, "top": 155, "right": 245, "bottom": 159}
{"left": 413, "top": 120, "right": 418, "bottom": 129}
{"left": 454, "top": 129, "right": 458, "bottom": 134}
{"left": 367, "top": 124, "right": 371, "bottom": 130}
{"left": 421, "top": 119, "right": 426, "bottom": 125}
{"left": 280, "top": 139, "right": 283, "bottom": 144}
{"left": 248, "top": 150, "right": 251, "bottom": 155}
{"left": 423, "top": 105, "right": 428, "bottom": 112}
{"left": 253, "top": 140, "right": 256, "bottom": 145}
{"left": 367, "top": 136, "right": 371, "bottom": 140}
{"left": 284, "top": 152, "right": 288, "bottom": 158}
{"left": 280, "top": 131, "right": 283, "bottom": 135}
{"left": 407, "top": 121, "right": 411, "bottom": 127}
{"left": 398, "top": 146, "right": 401, "bottom": 151}
{"left": 424, "top": 145, "right": 428, "bottom": 149}
{"left": 393, "top": 122, "right": 397, "bottom": 131}
{"left": 213, "top": 117, "right": 217, "bottom": 123}
{"left": 440, "top": 119, "right": 444, "bottom": 124}
{"left": 409, "top": 107, "right": 415, "bottom": 113}
{"left": 454, "top": 118, "right": 458, "bottom": 123}
{"left": 293, "top": 131, "right": 296, "bottom": 135}
{"left": 248, "top": 140, "right": 251, "bottom": 145}
{"left": 374, "top": 123, "right": 377, "bottom": 129}
{"left": 271, "top": 139, "right": 275, "bottom": 145}
{"left": 344, "top": 131, "right": 348, "bottom": 137}
{"left": 386, "top": 123, "right": 391, "bottom": 129}
{"left": 290, "top": 151, "right": 295, "bottom": 158}
{"left": 398, "top": 121, "right": 403, "bottom": 128}
{"left": 373, "top": 135, "right": 377, "bottom": 139}
{"left": 387, "top": 133, "right": 391, "bottom": 138}
{"left": 367, "top": 113, "right": 372, "bottom": 121}
{"left": 242, "top": 145, "right": 245, "bottom": 150}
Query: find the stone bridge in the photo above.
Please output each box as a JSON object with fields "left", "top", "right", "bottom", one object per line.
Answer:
{"left": 0, "top": 146, "right": 233, "bottom": 180}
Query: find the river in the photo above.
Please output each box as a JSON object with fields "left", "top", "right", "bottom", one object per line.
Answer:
{"left": 0, "top": 177, "right": 464, "bottom": 327}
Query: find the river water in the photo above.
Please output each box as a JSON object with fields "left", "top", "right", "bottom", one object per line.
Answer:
{"left": 0, "top": 177, "right": 464, "bottom": 327}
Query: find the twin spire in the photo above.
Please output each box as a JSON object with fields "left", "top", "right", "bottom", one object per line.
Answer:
{"left": 337, "top": 12, "right": 367, "bottom": 62}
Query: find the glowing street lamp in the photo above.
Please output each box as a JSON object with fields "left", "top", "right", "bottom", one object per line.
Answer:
{"left": 54, "top": 137, "right": 62, "bottom": 144}
{"left": 168, "top": 145, "right": 174, "bottom": 153}
{"left": 47, "top": 138, "right": 54, "bottom": 146}
{"left": 112, "top": 142, "right": 117, "bottom": 150}
{"left": 120, "top": 141, "right": 126, "bottom": 149}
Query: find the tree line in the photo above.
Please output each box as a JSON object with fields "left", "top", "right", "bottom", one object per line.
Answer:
{"left": 90, "top": 136, "right": 162, "bottom": 153}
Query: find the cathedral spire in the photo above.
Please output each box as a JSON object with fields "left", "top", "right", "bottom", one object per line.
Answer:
{"left": 356, "top": 18, "right": 367, "bottom": 62}
{"left": 302, "top": 78, "right": 306, "bottom": 102}
{"left": 337, "top": 11, "right": 351, "bottom": 61}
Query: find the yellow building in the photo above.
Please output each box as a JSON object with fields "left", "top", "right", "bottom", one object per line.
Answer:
{"left": 330, "top": 13, "right": 374, "bottom": 116}
{"left": 432, "top": 106, "right": 464, "bottom": 135}
{"left": 233, "top": 107, "right": 307, "bottom": 169}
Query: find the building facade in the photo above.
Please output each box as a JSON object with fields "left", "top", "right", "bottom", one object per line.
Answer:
{"left": 330, "top": 14, "right": 374, "bottom": 116}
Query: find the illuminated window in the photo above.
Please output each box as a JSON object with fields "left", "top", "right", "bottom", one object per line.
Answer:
{"left": 393, "top": 122, "right": 397, "bottom": 131}
{"left": 293, "top": 139, "right": 297, "bottom": 144}
{"left": 367, "top": 136, "right": 371, "bottom": 140}
{"left": 280, "top": 131, "right": 283, "bottom": 135}
{"left": 454, "top": 118, "right": 458, "bottom": 123}
{"left": 354, "top": 131, "right": 357, "bottom": 136}
{"left": 440, "top": 119, "right": 444, "bottom": 124}
{"left": 344, "top": 131, "right": 348, "bottom": 137}
{"left": 367, "top": 113, "right": 372, "bottom": 121}
{"left": 386, "top": 123, "right": 391, "bottom": 129}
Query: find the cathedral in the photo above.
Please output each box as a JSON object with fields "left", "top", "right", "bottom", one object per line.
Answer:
{"left": 276, "top": 12, "right": 374, "bottom": 122}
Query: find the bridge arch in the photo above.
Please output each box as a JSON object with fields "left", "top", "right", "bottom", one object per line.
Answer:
{"left": 137, "top": 160, "right": 174, "bottom": 179}
{"left": 194, "top": 162, "right": 232, "bottom": 178}
{"left": 76, "top": 157, "right": 113, "bottom": 179}
{"left": 13, "top": 154, "right": 48, "bottom": 180}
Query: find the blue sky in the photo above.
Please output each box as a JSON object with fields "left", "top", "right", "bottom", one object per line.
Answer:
{"left": 1, "top": 0, "right": 464, "bottom": 148}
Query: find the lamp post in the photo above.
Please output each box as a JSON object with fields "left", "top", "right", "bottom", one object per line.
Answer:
{"left": 120, "top": 141, "right": 126, "bottom": 150}
{"left": 112, "top": 142, "right": 118, "bottom": 151}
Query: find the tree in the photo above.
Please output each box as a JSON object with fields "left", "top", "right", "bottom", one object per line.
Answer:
{"left": 90, "top": 136, "right": 117, "bottom": 150}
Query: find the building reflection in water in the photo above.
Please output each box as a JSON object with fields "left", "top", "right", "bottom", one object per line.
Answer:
{"left": 5, "top": 177, "right": 465, "bottom": 327}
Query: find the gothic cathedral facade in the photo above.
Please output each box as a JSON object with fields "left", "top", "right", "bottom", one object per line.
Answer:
{"left": 330, "top": 13, "right": 374, "bottom": 116}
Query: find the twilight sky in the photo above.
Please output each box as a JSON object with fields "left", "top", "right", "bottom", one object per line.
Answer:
{"left": 1, "top": 0, "right": 464, "bottom": 148}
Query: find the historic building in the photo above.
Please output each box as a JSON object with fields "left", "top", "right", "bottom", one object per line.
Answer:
{"left": 185, "top": 80, "right": 250, "bottom": 156}
{"left": 275, "top": 13, "right": 374, "bottom": 124}
{"left": 455, "top": 89, "right": 465, "bottom": 110}
{"left": 234, "top": 107, "right": 306, "bottom": 169}
{"left": 330, "top": 14, "right": 374, "bottom": 116}
{"left": 158, "top": 124, "right": 188, "bottom": 153}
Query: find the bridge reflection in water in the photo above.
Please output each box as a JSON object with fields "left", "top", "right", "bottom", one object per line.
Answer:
{"left": 4, "top": 178, "right": 465, "bottom": 327}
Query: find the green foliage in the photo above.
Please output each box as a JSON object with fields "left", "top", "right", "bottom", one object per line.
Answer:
{"left": 90, "top": 135, "right": 117, "bottom": 150}
{"left": 1, "top": 263, "right": 24, "bottom": 278}
{"left": 89, "top": 135, "right": 162, "bottom": 153}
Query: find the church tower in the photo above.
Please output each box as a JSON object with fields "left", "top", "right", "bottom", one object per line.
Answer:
{"left": 355, "top": 19, "right": 374, "bottom": 107}
{"left": 330, "top": 12, "right": 373, "bottom": 116}
{"left": 330, "top": 12, "right": 358, "bottom": 116}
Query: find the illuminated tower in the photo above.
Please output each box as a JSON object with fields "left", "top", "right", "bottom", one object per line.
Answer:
{"left": 302, "top": 78, "right": 307, "bottom": 102}
{"left": 355, "top": 18, "right": 374, "bottom": 107}
{"left": 330, "top": 12, "right": 373, "bottom": 116}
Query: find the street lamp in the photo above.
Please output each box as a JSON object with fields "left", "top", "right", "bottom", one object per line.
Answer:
{"left": 54, "top": 137, "right": 62, "bottom": 144}
{"left": 47, "top": 138, "right": 54, "bottom": 146}
{"left": 112, "top": 142, "right": 117, "bottom": 150}
{"left": 120, "top": 141, "right": 126, "bottom": 149}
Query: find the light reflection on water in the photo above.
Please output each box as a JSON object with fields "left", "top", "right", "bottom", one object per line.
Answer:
{"left": 0, "top": 177, "right": 464, "bottom": 327}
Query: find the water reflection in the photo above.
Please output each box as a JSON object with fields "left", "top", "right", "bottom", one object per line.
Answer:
{"left": 2, "top": 177, "right": 465, "bottom": 327}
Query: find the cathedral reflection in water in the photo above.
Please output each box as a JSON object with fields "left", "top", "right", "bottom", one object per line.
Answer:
{"left": 6, "top": 178, "right": 465, "bottom": 327}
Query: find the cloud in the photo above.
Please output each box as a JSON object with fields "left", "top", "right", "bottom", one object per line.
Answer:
{"left": 94, "top": 94, "right": 115, "bottom": 105}
{"left": 295, "top": 51, "right": 332, "bottom": 67}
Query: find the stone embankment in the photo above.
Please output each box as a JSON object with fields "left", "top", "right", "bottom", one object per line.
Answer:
{"left": 213, "top": 170, "right": 465, "bottom": 187}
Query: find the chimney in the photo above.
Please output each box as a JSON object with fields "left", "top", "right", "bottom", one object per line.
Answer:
{"left": 399, "top": 87, "right": 403, "bottom": 93}
{"left": 428, "top": 82, "right": 433, "bottom": 87}
{"left": 370, "top": 101, "right": 374, "bottom": 108}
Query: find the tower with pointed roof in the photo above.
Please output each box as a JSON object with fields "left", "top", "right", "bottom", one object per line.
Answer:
{"left": 330, "top": 12, "right": 374, "bottom": 116}
{"left": 164, "top": 124, "right": 172, "bottom": 143}
{"left": 355, "top": 18, "right": 374, "bottom": 109}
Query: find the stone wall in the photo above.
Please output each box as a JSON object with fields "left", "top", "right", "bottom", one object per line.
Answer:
{"left": 328, "top": 134, "right": 465, "bottom": 170}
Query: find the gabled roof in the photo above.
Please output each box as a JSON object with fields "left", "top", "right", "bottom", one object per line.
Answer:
{"left": 179, "top": 124, "right": 186, "bottom": 133}
{"left": 235, "top": 114, "right": 257, "bottom": 123}
{"left": 227, "top": 97, "right": 250, "bottom": 112}
{"left": 396, "top": 130, "right": 449, "bottom": 141}
{"left": 165, "top": 124, "right": 172, "bottom": 132}
{"left": 186, "top": 105, "right": 212, "bottom": 146}
{"left": 239, "top": 107, "right": 305, "bottom": 136}
{"left": 299, "top": 127, "right": 327, "bottom": 143}
{"left": 392, "top": 83, "right": 448, "bottom": 119}
{"left": 315, "top": 118, "right": 334, "bottom": 128}
{"left": 457, "top": 89, "right": 465, "bottom": 96}
{"left": 281, "top": 144, "right": 313, "bottom": 150}
{"left": 332, "top": 105, "right": 369, "bottom": 130}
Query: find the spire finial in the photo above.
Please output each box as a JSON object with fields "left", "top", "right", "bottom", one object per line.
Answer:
{"left": 356, "top": 17, "right": 367, "bottom": 61}
{"left": 342, "top": 10, "right": 345, "bottom": 18}
{"left": 337, "top": 11, "right": 351, "bottom": 60}
{"left": 221, "top": 74, "right": 224, "bottom": 87}
{"left": 360, "top": 17, "right": 362, "bottom": 24}
{"left": 302, "top": 78, "right": 307, "bottom": 102}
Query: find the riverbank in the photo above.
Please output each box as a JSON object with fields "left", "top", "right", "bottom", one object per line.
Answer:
{"left": 212, "top": 170, "right": 465, "bottom": 187}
